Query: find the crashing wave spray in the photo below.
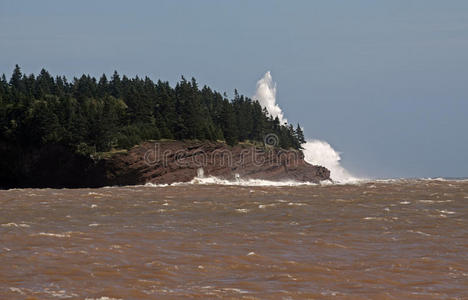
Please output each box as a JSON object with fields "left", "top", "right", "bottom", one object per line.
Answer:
{"left": 144, "top": 72, "right": 358, "bottom": 187}
{"left": 253, "top": 71, "right": 287, "bottom": 124}
{"left": 302, "top": 140, "right": 358, "bottom": 183}
{"left": 253, "top": 71, "right": 358, "bottom": 183}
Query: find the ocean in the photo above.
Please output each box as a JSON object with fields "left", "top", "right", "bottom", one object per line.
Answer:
{"left": 1, "top": 179, "right": 467, "bottom": 299}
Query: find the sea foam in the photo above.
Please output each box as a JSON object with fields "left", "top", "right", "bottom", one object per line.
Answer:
{"left": 302, "top": 140, "right": 361, "bottom": 183}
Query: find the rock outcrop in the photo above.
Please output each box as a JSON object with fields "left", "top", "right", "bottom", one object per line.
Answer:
{"left": 0, "top": 141, "right": 330, "bottom": 188}
{"left": 99, "top": 141, "right": 330, "bottom": 185}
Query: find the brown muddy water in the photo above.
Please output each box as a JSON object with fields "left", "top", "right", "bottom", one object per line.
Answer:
{"left": 0, "top": 180, "right": 467, "bottom": 299}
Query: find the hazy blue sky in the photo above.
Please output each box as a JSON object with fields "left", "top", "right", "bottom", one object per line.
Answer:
{"left": 1, "top": 0, "right": 467, "bottom": 178}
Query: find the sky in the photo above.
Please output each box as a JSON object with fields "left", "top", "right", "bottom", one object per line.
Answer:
{"left": 1, "top": 0, "right": 467, "bottom": 178}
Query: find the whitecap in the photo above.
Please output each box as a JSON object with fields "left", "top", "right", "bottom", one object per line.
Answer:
{"left": 36, "top": 232, "right": 71, "bottom": 238}
{"left": 408, "top": 230, "right": 432, "bottom": 237}
{"left": 9, "top": 287, "right": 25, "bottom": 295}
{"left": 258, "top": 203, "right": 277, "bottom": 209}
{"left": 418, "top": 200, "right": 435, "bottom": 203}
{"left": 222, "top": 288, "right": 250, "bottom": 294}
{"left": 288, "top": 202, "right": 306, "bottom": 206}
{"left": 1, "top": 222, "right": 30, "bottom": 228}
{"left": 85, "top": 297, "right": 123, "bottom": 300}
{"left": 439, "top": 209, "right": 456, "bottom": 214}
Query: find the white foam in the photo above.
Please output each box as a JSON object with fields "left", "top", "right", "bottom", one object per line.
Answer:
{"left": 288, "top": 202, "right": 306, "bottom": 206}
{"left": 43, "top": 288, "right": 78, "bottom": 299}
{"left": 222, "top": 288, "right": 250, "bottom": 294}
{"left": 188, "top": 176, "right": 317, "bottom": 186}
{"left": 302, "top": 140, "right": 361, "bottom": 183}
{"left": 253, "top": 71, "right": 287, "bottom": 124}
{"left": 144, "top": 182, "right": 170, "bottom": 187}
{"left": 85, "top": 297, "right": 123, "bottom": 300}
{"left": 422, "top": 177, "right": 468, "bottom": 182}
{"left": 258, "top": 203, "right": 277, "bottom": 209}
{"left": 439, "top": 209, "right": 456, "bottom": 215}
{"left": 9, "top": 287, "right": 25, "bottom": 295}
{"left": 145, "top": 175, "right": 318, "bottom": 187}
{"left": 35, "top": 232, "right": 71, "bottom": 238}
{"left": 408, "top": 230, "right": 432, "bottom": 237}
{"left": 418, "top": 200, "right": 435, "bottom": 203}
{"left": 1, "top": 223, "right": 30, "bottom": 228}
{"left": 363, "top": 217, "right": 384, "bottom": 221}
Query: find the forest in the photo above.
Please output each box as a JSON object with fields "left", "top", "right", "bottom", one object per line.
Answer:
{"left": 0, "top": 65, "right": 306, "bottom": 156}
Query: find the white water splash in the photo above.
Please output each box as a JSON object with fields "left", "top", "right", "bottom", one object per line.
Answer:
{"left": 253, "top": 71, "right": 287, "bottom": 124}
{"left": 143, "top": 72, "right": 360, "bottom": 186}
{"left": 145, "top": 175, "right": 316, "bottom": 187}
{"left": 197, "top": 167, "right": 205, "bottom": 178}
{"left": 302, "top": 140, "right": 359, "bottom": 183}
{"left": 252, "top": 71, "right": 359, "bottom": 182}
{"left": 188, "top": 175, "right": 315, "bottom": 186}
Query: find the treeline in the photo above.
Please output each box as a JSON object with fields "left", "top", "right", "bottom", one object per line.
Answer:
{"left": 0, "top": 65, "right": 306, "bottom": 155}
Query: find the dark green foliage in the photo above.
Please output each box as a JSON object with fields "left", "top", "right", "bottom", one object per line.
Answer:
{"left": 295, "top": 124, "right": 306, "bottom": 145}
{"left": 0, "top": 66, "right": 304, "bottom": 155}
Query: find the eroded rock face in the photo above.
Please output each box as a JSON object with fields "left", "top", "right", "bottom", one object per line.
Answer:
{"left": 0, "top": 141, "right": 330, "bottom": 188}
{"left": 100, "top": 141, "right": 331, "bottom": 185}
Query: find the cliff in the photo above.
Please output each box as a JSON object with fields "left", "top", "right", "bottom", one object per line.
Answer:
{"left": 100, "top": 141, "right": 330, "bottom": 185}
{"left": 0, "top": 141, "right": 330, "bottom": 188}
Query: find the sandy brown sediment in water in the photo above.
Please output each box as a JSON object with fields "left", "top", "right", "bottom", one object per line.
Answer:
{"left": 0, "top": 179, "right": 467, "bottom": 298}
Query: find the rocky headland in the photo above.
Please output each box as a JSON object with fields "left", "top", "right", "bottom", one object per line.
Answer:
{"left": 0, "top": 141, "right": 330, "bottom": 188}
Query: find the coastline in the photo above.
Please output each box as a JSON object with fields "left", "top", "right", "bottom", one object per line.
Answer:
{"left": 0, "top": 140, "right": 331, "bottom": 189}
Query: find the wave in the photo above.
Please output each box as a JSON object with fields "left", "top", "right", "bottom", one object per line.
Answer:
{"left": 302, "top": 140, "right": 361, "bottom": 184}
{"left": 170, "top": 139, "right": 365, "bottom": 187}
{"left": 122, "top": 176, "right": 468, "bottom": 188}
{"left": 145, "top": 174, "right": 318, "bottom": 187}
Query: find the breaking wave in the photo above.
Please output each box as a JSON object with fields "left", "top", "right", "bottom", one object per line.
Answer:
{"left": 253, "top": 71, "right": 287, "bottom": 124}
{"left": 187, "top": 176, "right": 315, "bottom": 186}
{"left": 143, "top": 72, "right": 363, "bottom": 187}
{"left": 145, "top": 173, "right": 318, "bottom": 187}
{"left": 302, "top": 140, "right": 360, "bottom": 183}
{"left": 252, "top": 71, "right": 360, "bottom": 183}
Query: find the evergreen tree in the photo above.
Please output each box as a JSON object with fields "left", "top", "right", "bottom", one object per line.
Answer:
{"left": 9, "top": 65, "right": 23, "bottom": 91}
{"left": 295, "top": 124, "right": 306, "bottom": 144}
{"left": 0, "top": 66, "right": 306, "bottom": 156}
{"left": 221, "top": 100, "right": 238, "bottom": 146}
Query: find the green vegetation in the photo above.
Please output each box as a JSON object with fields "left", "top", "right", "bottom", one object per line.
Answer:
{"left": 0, "top": 65, "right": 306, "bottom": 154}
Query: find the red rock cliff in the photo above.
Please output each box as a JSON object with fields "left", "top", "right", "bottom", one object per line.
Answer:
{"left": 100, "top": 141, "right": 330, "bottom": 185}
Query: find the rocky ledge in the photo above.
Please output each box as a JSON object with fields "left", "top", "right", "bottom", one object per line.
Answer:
{"left": 0, "top": 141, "right": 330, "bottom": 188}
{"left": 100, "top": 141, "right": 330, "bottom": 185}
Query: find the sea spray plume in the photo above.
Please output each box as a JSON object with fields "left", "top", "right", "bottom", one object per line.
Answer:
{"left": 253, "top": 70, "right": 358, "bottom": 182}
{"left": 253, "top": 71, "right": 287, "bottom": 124}
{"left": 302, "top": 140, "right": 358, "bottom": 183}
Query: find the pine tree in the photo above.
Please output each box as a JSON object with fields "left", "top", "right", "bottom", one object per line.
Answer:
{"left": 0, "top": 66, "right": 306, "bottom": 157}
{"left": 110, "top": 71, "right": 121, "bottom": 98}
{"left": 295, "top": 124, "right": 306, "bottom": 144}
{"left": 97, "top": 74, "right": 108, "bottom": 97}
{"left": 9, "top": 65, "right": 23, "bottom": 90}
{"left": 221, "top": 100, "right": 238, "bottom": 146}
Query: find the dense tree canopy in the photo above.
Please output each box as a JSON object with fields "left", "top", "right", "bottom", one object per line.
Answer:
{"left": 0, "top": 65, "right": 306, "bottom": 154}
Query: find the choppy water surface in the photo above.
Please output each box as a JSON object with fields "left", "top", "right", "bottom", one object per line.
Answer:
{"left": 1, "top": 180, "right": 467, "bottom": 299}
